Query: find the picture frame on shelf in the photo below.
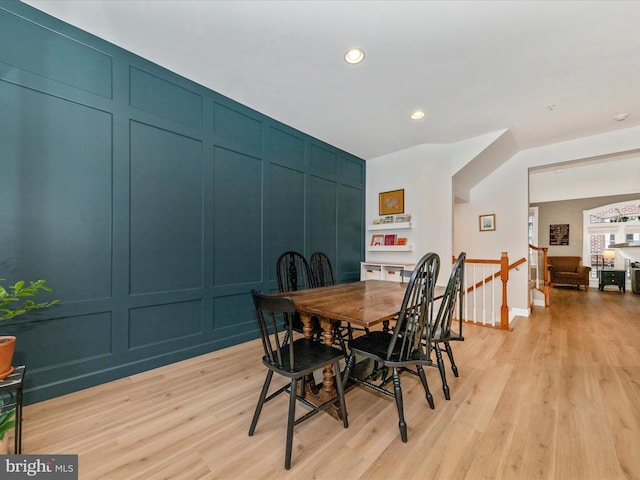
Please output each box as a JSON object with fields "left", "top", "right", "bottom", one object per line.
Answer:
{"left": 479, "top": 214, "right": 495, "bottom": 231}
{"left": 382, "top": 215, "right": 395, "bottom": 224}
{"left": 397, "top": 237, "right": 407, "bottom": 245}
{"left": 371, "top": 234, "right": 384, "bottom": 246}
{"left": 379, "top": 189, "right": 405, "bottom": 215}
{"left": 395, "top": 213, "right": 411, "bottom": 223}
{"left": 384, "top": 234, "right": 397, "bottom": 246}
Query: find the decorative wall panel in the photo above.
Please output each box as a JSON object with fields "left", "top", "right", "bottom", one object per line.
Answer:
{"left": 0, "top": 9, "right": 112, "bottom": 98}
{"left": 0, "top": 2, "right": 365, "bottom": 404}
{"left": 129, "top": 122, "right": 204, "bottom": 294}
{"left": 338, "top": 183, "right": 365, "bottom": 282}
{"left": 9, "top": 313, "right": 112, "bottom": 370}
{"left": 130, "top": 66, "right": 203, "bottom": 130}
{"left": 270, "top": 126, "right": 305, "bottom": 170}
{"left": 310, "top": 144, "right": 338, "bottom": 177}
{"left": 213, "top": 102, "right": 263, "bottom": 155}
{"left": 129, "top": 300, "right": 203, "bottom": 349}
{"left": 339, "top": 155, "right": 365, "bottom": 186}
{"left": 269, "top": 164, "right": 306, "bottom": 281}
{"left": 212, "top": 147, "right": 262, "bottom": 287}
{"left": 309, "top": 176, "right": 337, "bottom": 258}
{"left": 0, "top": 81, "right": 113, "bottom": 301}
{"left": 212, "top": 293, "right": 257, "bottom": 337}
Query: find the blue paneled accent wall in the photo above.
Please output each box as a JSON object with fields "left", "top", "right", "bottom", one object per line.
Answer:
{"left": 0, "top": 2, "right": 365, "bottom": 404}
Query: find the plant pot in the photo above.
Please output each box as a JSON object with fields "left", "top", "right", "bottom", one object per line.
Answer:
{"left": 0, "top": 337, "right": 16, "bottom": 380}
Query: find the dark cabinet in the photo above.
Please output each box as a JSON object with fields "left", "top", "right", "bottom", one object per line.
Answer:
{"left": 598, "top": 270, "right": 626, "bottom": 292}
{"left": 632, "top": 268, "right": 640, "bottom": 294}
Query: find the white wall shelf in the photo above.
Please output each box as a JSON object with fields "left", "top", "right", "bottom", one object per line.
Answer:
{"left": 368, "top": 222, "right": 413, "bottom": 231}
{"left": 368, "top": 245, "right": 413, "bottom": 252}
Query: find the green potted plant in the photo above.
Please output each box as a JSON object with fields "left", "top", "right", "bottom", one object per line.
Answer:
{"left": 0, "top": 279, "right": 58, "bottom": 379}
{"left": 0, "top": 399, "right": 15, "bottom": 454}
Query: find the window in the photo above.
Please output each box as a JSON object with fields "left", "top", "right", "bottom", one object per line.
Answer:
{"left": 589, "top": 232, "right": 616, "bottom": 277}
{"left": 583, "top": 200, "right": 640, "bottom": 282}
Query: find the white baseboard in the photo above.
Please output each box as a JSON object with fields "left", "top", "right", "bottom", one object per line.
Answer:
{"left": 510, "top": 307, "right": 531, "bottom": 319}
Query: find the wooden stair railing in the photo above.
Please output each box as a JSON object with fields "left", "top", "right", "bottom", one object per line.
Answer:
{"left": 528, "top": 244, "right": 549, "bottom": 307}
{"left": 454, "top": 252, "right": 527, "bottom": 330}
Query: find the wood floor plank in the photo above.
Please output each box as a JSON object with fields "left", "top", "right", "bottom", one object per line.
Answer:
{"left": 18, "top": 287, "right": 640, "bottom": 479}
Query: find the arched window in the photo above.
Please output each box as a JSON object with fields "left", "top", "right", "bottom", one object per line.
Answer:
{"left": 583, "top": 200, "right": 640, "bottom": 283}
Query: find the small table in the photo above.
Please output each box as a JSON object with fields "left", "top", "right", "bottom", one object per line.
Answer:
{"left": 599, "top": 269, "right": 626, "bottom": 292}
{"left": 0, "top": 365, "right": 25, "bottom": 454}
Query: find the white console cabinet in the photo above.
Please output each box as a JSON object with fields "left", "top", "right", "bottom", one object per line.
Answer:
{"left": 360, "top": 261, "right": 415, "bottom": 282}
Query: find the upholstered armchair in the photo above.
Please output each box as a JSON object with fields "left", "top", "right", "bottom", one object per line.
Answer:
{"left": 547, "top": 256, "right": 591, "bottom": 290}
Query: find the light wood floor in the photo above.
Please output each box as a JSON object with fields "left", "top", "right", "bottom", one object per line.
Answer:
{"left": 20, "top": 287, "right": 640, "bottom": 479}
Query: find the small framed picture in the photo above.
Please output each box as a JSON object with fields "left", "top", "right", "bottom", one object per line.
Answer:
{"left": 382, "top": 215, "right": 395, "bottom": 224}
{"left": 371, "top": 234, "right": 384, "bottom": 246}
{"left": 479, "top": 214, "right": 495, "bottom": 231}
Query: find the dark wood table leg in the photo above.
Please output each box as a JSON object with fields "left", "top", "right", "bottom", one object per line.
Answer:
{"left": 299, "top": 313, "right": 344, "bottom": 420}
{"left": 299, "top": 313, "right": 320, "bottom": 396}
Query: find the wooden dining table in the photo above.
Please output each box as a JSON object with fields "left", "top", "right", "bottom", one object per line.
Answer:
{"left": 280, "top": 279, "right": 445, "bottom": 419}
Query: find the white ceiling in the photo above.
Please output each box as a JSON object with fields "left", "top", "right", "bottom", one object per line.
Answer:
{"left": 23, "top": 0, "right": 640, "bottom": 161}
{"left": 529, "top": 155, "right": 640, "bottom": 203}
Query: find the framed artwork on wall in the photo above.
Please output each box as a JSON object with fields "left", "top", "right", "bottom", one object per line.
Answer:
{"left": 549, "top": 224, "right": 569, "bottom": 245}
{"left": 379, "top": 189, "right": 404, "bottom": 215}
{"left": 479, "top": 214, "right": 496, "bottom": 231}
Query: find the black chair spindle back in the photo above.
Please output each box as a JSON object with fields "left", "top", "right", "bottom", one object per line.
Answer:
{"left": 310, "top": 251, "right": 335, "bottom": 287}
{"left": 254, "top": 293, "right": 295, "bottom": 371}
{"left": 275, "top": 251, "right": 320, "bottom": 340}
{"left": 276, "top": 251, "right": 313, "bottom": 293}
{"left": 389, "top": 252, "right": 440, "bottom": 362}
{"left": 429, "top": 252, "right": 466, "bottom": 400}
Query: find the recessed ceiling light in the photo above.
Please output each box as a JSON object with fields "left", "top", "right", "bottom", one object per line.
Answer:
{"left": 410, "top": 110, "right": 426, "bottom": 120}
{"left": 344, "top": 48, "right": 365, "bottom": 64}
{"left": 614, "top": 113, "right": 629, "bottom": 121}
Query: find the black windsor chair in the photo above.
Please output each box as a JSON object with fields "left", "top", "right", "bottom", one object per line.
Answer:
{"left": 309, "top": 251, "right": 335, "bottom": 288}
{"left": 309, "top": 251, "right": 368, "bottom": 350}
{"left": 342, "top": 252, "right": 441, "bottom": 442}
{"left": 276, "top": 251, "right": 322, "bottom": 342}
{"left": 248, "top": 290, "right": 348, "bottom": 470}
{"left": 429, "top": 252, "right": 466, "bottom": 400}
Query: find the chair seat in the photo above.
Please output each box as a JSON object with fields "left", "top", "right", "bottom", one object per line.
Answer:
{"left": 264, "top": 338, "right": 345, "bottom": 377}
{"left": 555, "top": 272, "right": 582, "bottom": 279}
{"left": 432, "top": 325, "right": 464, "bottom": 342}
{"left": 349, "top": 331, "right": 431, "bottom": 366}
{"left": 348, "top": 331, "right": 392, "bottom": 361}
